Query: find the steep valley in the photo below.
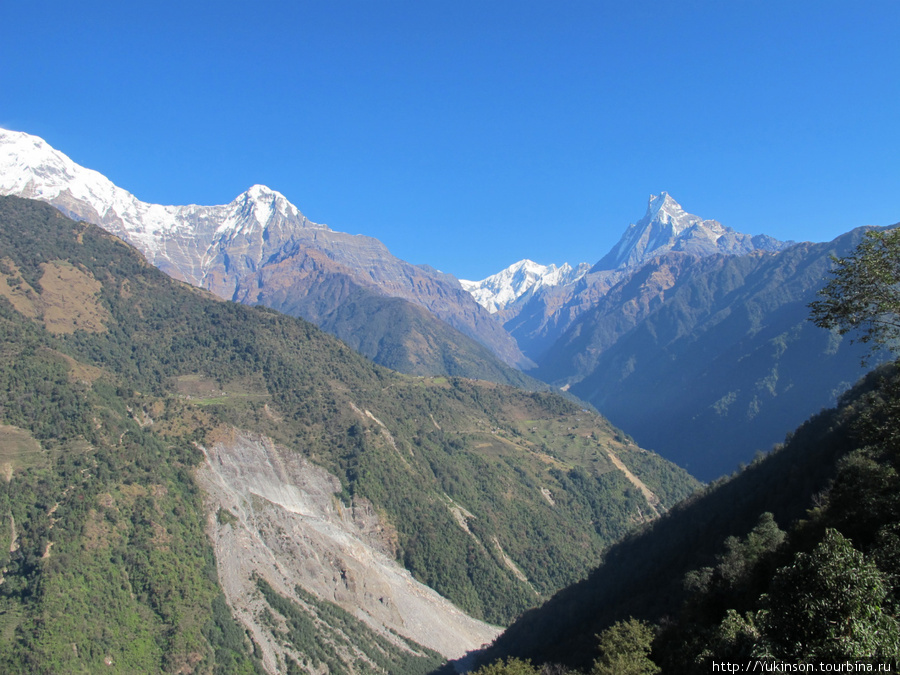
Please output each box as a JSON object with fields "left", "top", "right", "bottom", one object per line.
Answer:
{"left": 0, "top": 196, "right": 698, "bottom": 673}
{"left": 3, "top": 130, "right": 884, "bottom": 483}
{"left": 478, "top": 364, "right": 900, "bottom": 672}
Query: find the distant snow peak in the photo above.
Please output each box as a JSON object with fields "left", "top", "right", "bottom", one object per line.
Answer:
{"left": 593, "top": 192, "right": 790, "bottom": 272}
{"left": 461, "top": 259, "right": 590, "bottom": 313}
{"left": 646, "top": 192, "right": 689, "bottom": 232}
{"left": 0, "top": 129, "right": 318, "bottom": 236}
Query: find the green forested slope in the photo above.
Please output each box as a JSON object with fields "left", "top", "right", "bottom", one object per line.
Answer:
{"left": 0, "top": 196, "right": 697, "bottom": 672}
{"left": 479, "top": 365, "right": 900, "bottom": 672}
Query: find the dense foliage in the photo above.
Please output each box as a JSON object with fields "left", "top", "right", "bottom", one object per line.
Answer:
{"left": 655, "top": 371, "right": 900, "bottom": 669}
{"left": 0, "top": 312, "right": 261, "bottom": 672}
{"left": 810, "top": 227, "right": 900, "bottom": 359}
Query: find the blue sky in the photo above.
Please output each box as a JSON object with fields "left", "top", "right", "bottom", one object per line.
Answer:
{"left": 2, "top": 1, "right": 899, "bottom": 280}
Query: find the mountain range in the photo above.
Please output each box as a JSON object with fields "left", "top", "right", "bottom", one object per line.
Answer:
{"left": 0, "top": 129, "right": 890, "bottom": 481}
{"left": 464, "top": 194, "right": 884, "bottom": 480}
{"left": 463, "top": 191, "right": 796, "bottom": 359}
{"left": 1, "top": 129, "right": 898, "bottom": 672}
{"left": 0, "top": 129, "right": 532, "bottom": 382}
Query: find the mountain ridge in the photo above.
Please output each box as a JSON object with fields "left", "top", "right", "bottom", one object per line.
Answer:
{"left": 467, "top": 193, "right": 795, "bottom": 364}
{"left": 534, "top": 228, "right": 885, "bottom": 479}
{"left": 461, "top": 260, "right": 591, "bottom": 314}
{"left": 0, "top": 128, "right": 531, "bottom": 373}
{"left": 459, "top": 193, "right": 886, "bottom": 479}
{"left": 593, "top": 192, "right": 794, "bottom": 272}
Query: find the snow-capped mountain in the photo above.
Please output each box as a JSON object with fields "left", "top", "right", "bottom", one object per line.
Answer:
{"left": 462, "top": 191, "right": 795, "bottom": 362}
{"left": 593, "top": 192, "right": 792, "bottom": 271}
{"left": 460, "top": 260, "right": 590, "bottom": 313}
{"left": 0, "top": 129, "right": 327, "bottom": 286}
{"left": 0, "top": 128, "right": 529, "bottom": 369}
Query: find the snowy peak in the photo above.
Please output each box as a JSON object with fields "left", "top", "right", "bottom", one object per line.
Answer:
{"left": 645, "top": 192, "right": 694, "bottom": 235}
{"left": 219, "top": 184, "right": 319, "bottom": 237}
{"left": 0, "top": 128, "right": 123, "bottom": 215}
{"left": 0, "top": 129, "right": 333, "bottom": 282}
{"left": 592, "top": 192, "right": 790, "bottom": 272}
{"left": 240, "top": 184, "right": 298, "bottom": 219}
{"left": 0, "top": 129, "right": 531, "bottom": 368}
{"left": 0, "top": 128, "right": 319, "bottom": 231}
{"left": 461, "top": 259, "right": 590, "bottom": 313}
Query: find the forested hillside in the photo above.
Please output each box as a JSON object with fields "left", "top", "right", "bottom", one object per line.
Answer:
{"left": 0, "top": 196, "right": 697, "bottom": 673}
{"left": 476, "top": 364, "right": 900, "bottom": 672}
{"left": 263, "top": 276, "right": 543, "bottom": 387}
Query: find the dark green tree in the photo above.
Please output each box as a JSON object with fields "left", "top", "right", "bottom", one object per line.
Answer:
{"left": 757, "top": 529, "right": 900, "bottom": 662}
{"left": 473, "top": 656, "right": 541, "bottom": 675}
{"left": 810, "top": 228, "right": 900, "bottom": 359}
{"left": 591, "top": 618, "right": 660, "bottom": 675}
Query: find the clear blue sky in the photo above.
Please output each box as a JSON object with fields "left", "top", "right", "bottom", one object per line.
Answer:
{"left": 2, "top": 1, "right": 899, "bottom": 280}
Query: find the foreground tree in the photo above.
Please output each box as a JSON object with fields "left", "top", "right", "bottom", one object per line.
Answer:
{"left": 758, "top": 529, "right": 900, "bottom": 662}
{"left": 473, "top": 657, "right": 541, "bottom": 675}
{"left": 809, "top": 228, "right": 900, "bottom": 359}
{"left": 591, "top": 618, "right": 660, "bottom": 675}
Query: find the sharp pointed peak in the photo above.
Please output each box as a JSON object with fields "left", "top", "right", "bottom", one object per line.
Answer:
{"left": 593, "top": 191, "right": 792, "bottom": 272}
{"left": 645, "top": 192, "right": 685, "bottom": 220}
{"left": 239, "top": 184, "right": 288, "bottom": 202}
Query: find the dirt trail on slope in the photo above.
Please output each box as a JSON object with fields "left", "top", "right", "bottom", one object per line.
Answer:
{"left": 605, "top": 447, "right": 662, "bottom": 518}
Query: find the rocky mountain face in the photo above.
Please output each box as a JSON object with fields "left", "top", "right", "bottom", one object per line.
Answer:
{"left": 0, "top": 129, "right": 530, "bottom": 373}
{"left": 197, "top": 427, "right": 499, "bottom": 667}
{"left": 465, "top": 194, "right": 884, "bottom": 480}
